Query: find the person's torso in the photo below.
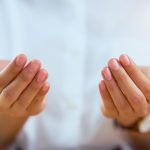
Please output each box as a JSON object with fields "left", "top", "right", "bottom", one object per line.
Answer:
{"left": 1, "top": 0, "right": 150, "bottom": 149}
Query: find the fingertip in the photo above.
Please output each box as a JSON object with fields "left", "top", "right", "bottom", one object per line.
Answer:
{"left": 102, "top": 67, "right": 112, "bottom": 81}
{"left": 36, "top": 69, "right": 48, "bottom": 83}
{"left": 18, "top": 54, "right": 27, "bottom": 60}
{"left": 31, "top": 59, "right": 42, "bottom": 68}
{"left": 108, "top": 58, "right": 118, "bottom": 66}
{"left": 42, "top": 82, "right": 50, "bottom": 93}
{"left": 15, "top": 54, "right": 27, "bottom": 67}
{"left": 119, "top": 54, "right": 127, "bottom": 60}
{"left": 119, "top": 54, "right": 130, "bottom": 66}
{"left": 108, "top": 58, "right": 120, "bottom": 71}
{"left": 41, "top": 69, "right": 49, "bottom": 78}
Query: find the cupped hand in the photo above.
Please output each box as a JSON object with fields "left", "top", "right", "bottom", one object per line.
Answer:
{"left": 99, "top": 54, "right": 150, "bottom": 127}
{"left": 0, "top": 54, "right": 50, "bottom": 117}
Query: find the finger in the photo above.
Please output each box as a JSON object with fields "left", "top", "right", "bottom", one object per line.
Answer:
{"left": 99, "top": 80, "right": 118, "bottom": 118}
{"left": 0, "top": 60, "right": 41, "bottom": 108}
{"left": 0, "top": 60, "right": 9, "bottom": 70}
{"left": 11, "top": 69, "right": 48, "bottom": 111}
{"left": 0, "top": 54, "right": 27, "bottom": 92}
{"left": 140, "top": 67, "right": 150, "bottom": 80}
{"left": 119, "top": 54, "right": 150, "bottom": 101}
{"left": 27, "top": 83, "right": 50, "bottom": 116}
{"left": 102, "top": 67, "right": 133, "bottom": 115}
{"left": 108, "top": 59, "right": 148, "bottom": 116}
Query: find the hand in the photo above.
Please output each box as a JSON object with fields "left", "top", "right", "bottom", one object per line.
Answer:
{"left": 99, "top": 54, "right": 150, "bottom": 127}
{"left": 0, "top": 54, "right": 50, "bottom": 118}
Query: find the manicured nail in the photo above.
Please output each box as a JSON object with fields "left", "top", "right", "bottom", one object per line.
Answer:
{"left": 27, "top": 60, "right": 40, "bottom": 73}
{"left": 15, "top": 54, "right": 26, "bottom": 67}
{"left": 121, "top": 54, "right": 130, "bottom": 66}
{"left": 102, "top": 67, "right": 112, "bottom": 81}
{"left": 109, "top": 59, "right": 120, "bottom": 71}
{"left": 37, "top": 70, "right": 47, "bottom": 83}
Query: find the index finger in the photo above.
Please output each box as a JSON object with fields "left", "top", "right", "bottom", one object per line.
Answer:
{"left": 119, "top": 54, "right": 150, "bottom": 101}
{"left": 0, "top": 54, "right": 27, "bottom": 91}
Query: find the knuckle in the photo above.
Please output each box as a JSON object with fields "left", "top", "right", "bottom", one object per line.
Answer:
{"left": 107, "top": 82, "right": 115, "bottom": 92}
{"left": 143, "top": 84, "right": 150, "bottom": 97}
{"left": 118, "top": 98, "right": 128, "bottom": 108}
{"left": 132, "top": 93, "right": 145, "bottom": 104}
{"left": 30, "top": 82, "right": 40, "bottom": 91}
{"left": 17, "top": 98, "right": 28, "bottom": 108}
{"left": 9, "top": 66, "right": 20, "bottom": 75}
{"left": 2, "top": 88, "right": 14, "bottom": 101}
{"left": 116, "top": 69, "right": 126, "bottom": 81}
{"left": 126, "top": 67, "right": 135, "bottom": 76}
{"left": 19, "top": 71, "right": 31, "bottom": 83}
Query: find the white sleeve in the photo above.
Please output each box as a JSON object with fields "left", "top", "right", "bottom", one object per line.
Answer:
{"left": 0, "top": 50, "right": 13, "bottom": 60}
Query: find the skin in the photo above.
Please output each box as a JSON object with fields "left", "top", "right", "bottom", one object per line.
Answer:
{"left": 0, "top": 53, "right": 150, "bottom": 149}
{"left": 99, "top": 54, "right": 150, "bottom": 149}
{"left": 0, "top": 54, "right": 50, "bottom": 149}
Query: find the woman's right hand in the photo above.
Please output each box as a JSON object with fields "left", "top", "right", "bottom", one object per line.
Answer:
{"left": 0, "top": 54, "right": 50, "bottom": 118}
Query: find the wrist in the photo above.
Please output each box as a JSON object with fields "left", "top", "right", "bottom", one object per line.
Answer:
{"left": 114, "top": 115, "right": 150, "bottom": 133}
{"left": 116, "top": 117, "right": 140, "bottom": 128}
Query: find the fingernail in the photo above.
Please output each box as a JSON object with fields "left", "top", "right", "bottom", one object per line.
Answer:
{"left": 15, "top": 54, "right": 26, "bottom": 67}
{"left": 37, "top": 70, "right": 47, "bottom": 83}
{"left": 27, "top": 60, "right": 40, "bottom": 73}
{"left": 121, "top": 55, "right": 130, "bottom": 66}
{"left": 102, "top": 67, "right": 112, "bottom": 81}
{"left": 109, "top": 59, "right": 120, "bottom": 71}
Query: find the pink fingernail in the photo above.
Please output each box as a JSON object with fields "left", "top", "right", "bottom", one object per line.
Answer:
{"left": 109, "top": 59, "right": 120, "bottom": 71}
{"left": 15, "top": 54, "right": 26, "bottom": 67}
{"left": 121, "top": 55, "right": 130, "bottom": 66}
{"left": 102, "top": 67, "right": 112, "bottom": 81}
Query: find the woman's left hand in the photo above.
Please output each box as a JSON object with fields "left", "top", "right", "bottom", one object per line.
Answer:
{"left": 99, "top": 54, "right": 150, "bottom": 127}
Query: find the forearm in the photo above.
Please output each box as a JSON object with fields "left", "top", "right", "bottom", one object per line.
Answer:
{"left": 0, "top": 57, "right": 49, "bottom": 148}
{"left": 0, "top": 113, "right": 28, "bottom": 149}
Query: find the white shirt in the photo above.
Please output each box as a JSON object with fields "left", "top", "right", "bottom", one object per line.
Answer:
{"left": 0, "top": 0, "right": 150, "bottom": 150}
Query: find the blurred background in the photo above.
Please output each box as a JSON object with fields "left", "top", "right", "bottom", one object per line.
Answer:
{"left": 0, "top": 0, "right": 150, "bottom": 150}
